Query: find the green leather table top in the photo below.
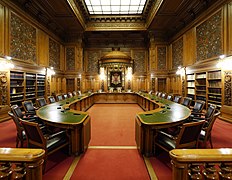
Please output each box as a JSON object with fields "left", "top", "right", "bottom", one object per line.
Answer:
{"left": 137, "top": 94, "right": 191, "bottom": 125}
{"left": 36, "top": 95, "right": 89, "bottom": 124}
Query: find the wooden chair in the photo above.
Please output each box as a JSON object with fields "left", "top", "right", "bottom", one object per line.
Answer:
{"left": 67, "top": 92, "right": 73, "bottom": 98}
{"left": 181, "top": 97, "right": 192, "bottom": 108}
{"left": 20, "top": 119, "right": 69, "bottom": 173}
{"left": 36, "top": 97, "right": 47, "bottom": 108}
{"left": 173, "top": 96, "right": 182, "bottom": 103}
{"left": 22, "top": 100, "right": 38, "bottom": 115}
{"left": 191, "top": 104, "right": 217, "bottom": 123}
{"left": 198, "top": 111, "right": 221, "bottom": 148}
{"left": 8, "top": 111, "right": 26, "bottom": 148}
{"left": 48, "top": 96, "right": 56, "bottom": 103}
{"left": 161, "top": 93, "right": 166, "bottom": 99}
{"left": 72, "top": 91, "right": 77, "bottom": 96}
{"left": 155, "top": 120, "right": 205, "bottom": 153}
{"left": 166, "top": 94, "right": 173, "bottom": 101}
{"left": 157, "top": 92, "right": 162, "bottom": 97}
{"left": 56, "top": 94, "right": 63, "bottom": 101}
{"left": 63, "top": 94, "right": 68, "bottom": 99}
{"left": 191, "top": 100, "right": 205, "bottom": 113}
{"left": 11, "top": 105, "right": 38, "bottom": 122}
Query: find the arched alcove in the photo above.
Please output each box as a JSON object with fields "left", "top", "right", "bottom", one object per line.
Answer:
{"left": 98, "top": 48, "right": 134, "bottom": 91}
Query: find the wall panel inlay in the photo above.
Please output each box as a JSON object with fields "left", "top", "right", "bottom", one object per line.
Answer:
{"left": 172, "top": 38, "right": 183, "bottom": 69}
{"left": 87, "top": 51, "right": 100, "bottom": 74}
{"left": 224, "top": 71, "right": 232, "bottom": 105}
{"left": 196, "top": 10, "right": 222, "bottom": 61}
{"left": 134, "top": 51, "right": 146, "bottom": 74}
{"left": 157, "top": 46, "right": 167, "bottom": 70}
{"left": 10, "top": 13, "right": 36, "bottom": 62}
{"left": 66, "top": 47, "right": 75, "bottom": 71}
{"left": 49, "top": 38, "right": 60, "bottom": 69}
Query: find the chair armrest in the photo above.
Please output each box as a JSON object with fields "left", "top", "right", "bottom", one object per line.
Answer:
{"left": 45, "top": 130, "right": 67, "bottom": 140}
{"left": 158, "top": 130, "right": 176, "bottom": 140}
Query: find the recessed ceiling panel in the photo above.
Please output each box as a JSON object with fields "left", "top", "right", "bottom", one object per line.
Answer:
{"left": 84, "top": 0, "right": 148, "bottom": 15}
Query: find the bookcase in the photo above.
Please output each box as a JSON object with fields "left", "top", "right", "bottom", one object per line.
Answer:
{"left": 9, "top": 71, "right": 46, "bottom": 107}
{"left": 186, "top": 69, "right": 222, "bottom": 108}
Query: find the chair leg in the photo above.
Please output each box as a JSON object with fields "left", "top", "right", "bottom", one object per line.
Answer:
{"left": 209, "top": 137, "right": 213, "bottom": 148}
{"left": 16, "top": 137, "right": 19, "bottom": 148}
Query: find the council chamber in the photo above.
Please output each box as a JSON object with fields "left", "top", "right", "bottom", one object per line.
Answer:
{"left": 0, "top": 0, "right": 232, "bottom": 179}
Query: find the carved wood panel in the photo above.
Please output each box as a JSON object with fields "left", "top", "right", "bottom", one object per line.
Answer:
{"left": 224, "top": 71, "right": 232, "bottom": 105}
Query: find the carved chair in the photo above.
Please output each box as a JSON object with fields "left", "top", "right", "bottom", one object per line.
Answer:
{"left": 20, "top": 119, "right": 70, "bottom": 173}
{"left": 8, "top": 111, "right": 26, "bottom": 148}
{"left": 155, "top": 120, "right": 205, "bottom": 153}
{"left": 72, "top": 91, "right": 77, "bottom": 96}
{"left": 157, "top": 92, "right": 162, "bottom": 97}
{"left": 161, "top": 93, "right": 167, "bottom": 99}
{"left": 63, "top": 94, "right": 68, "bottom": 99}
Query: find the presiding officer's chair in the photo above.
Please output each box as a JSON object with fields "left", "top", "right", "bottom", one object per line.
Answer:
{"left": 155, "top": 120, "right": 205, "bottom": 153}
{"left": 20, "top": 119, "right": 70, "bottom": 173}
{"left": 8, "top": 111, "right": 26, "bottom": 148}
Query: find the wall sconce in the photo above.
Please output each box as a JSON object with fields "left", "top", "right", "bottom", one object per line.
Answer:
{"left": 217, "top": 55, "right": 232, "bottom": 70}
{"left": 176, "top": 66, "right": 186, "bottom": 76}
{"left": 126, "top": 67, "right": 133, "bottom": 81}
{"left": 47, "top": 67, "right": 55, "bottom": 76}
{"left": 0, "top": 56, "right": 14, "bottom": 71}
{"left": 99, "top": 67, "right": 105, "bottom": 80}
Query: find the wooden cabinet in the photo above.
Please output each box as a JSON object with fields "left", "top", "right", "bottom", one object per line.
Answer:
{"left": 186, "top": 70, "right": 222, "bottom": 107}
{"left": 10, "top": 71, "right": 46, "bottom": 107}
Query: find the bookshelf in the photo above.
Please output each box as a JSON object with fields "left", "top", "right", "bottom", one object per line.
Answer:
{"left": 186, "top": 70, "right": 222, "bottom": 108}
{"left": 207, "top": 70, "right": 222, "bottom": 106}
{"left": 10, "top": 71, "right": 46, "bottom": 107}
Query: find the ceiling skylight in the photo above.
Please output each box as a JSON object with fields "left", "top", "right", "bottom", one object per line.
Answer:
{"left": 84, "top": 0, "right": 147, "bottom": 15}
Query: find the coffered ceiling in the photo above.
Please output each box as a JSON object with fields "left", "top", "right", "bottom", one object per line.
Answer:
{"left": 7, "top": 0, "right": 227, "bottom": 43}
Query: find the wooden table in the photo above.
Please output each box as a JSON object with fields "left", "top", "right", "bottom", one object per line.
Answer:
{"left": 37, "top": 96, "right": 91, "bottom": 156}
{"left": 135, "top": 93, "right": 191, "bottom": 157}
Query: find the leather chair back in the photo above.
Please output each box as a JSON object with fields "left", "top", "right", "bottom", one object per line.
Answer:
{"left": 48, "top": 96, "right": 56, "bottom": 103}
{"left": 36, "top": 98, "right": 47, "bottom": 108}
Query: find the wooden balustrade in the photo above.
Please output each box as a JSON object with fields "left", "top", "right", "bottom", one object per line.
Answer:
{"left": 0, "top": 148, "right": 45, "bottom": 180}
{"left": 170, "top": 149, "right": 232, "bottom": 180}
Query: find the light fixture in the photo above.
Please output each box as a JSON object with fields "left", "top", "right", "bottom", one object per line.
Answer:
{"left": 176, "top": 66, "right": 185, "bottom": 76}
{"left": 0, "top": 56, "right": 14, "bottom": 71}
{"left": 126, "top": 67, "right": 133, "bottom": 80}
{"left": 217, "top": 55, "right": 232, "bottom": 70}
{"left": 99, "top": 67, "right": 105, "bottom": 80}
{"left": 47, "top": 67, "right": 55, "bottom": 76}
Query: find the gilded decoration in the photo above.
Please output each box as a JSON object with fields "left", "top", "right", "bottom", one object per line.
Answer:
{"left": 66, "top": 47, "right": 75, "bottom": 71}
{"left": 157, "top": 46, "right": 167, "bottom": 70}
{"left": 134, "top": 51, "right": 145, "bottom": 74}
{"left": 224, "top": 71, "right": 232, "bottom": 105}
{"left": 172, "top": 38, "right": 183, "bottom": 69}
{"left": 10, "top": 13, "right": 36, "bottom": 63}
{"left": 0, "top": 72, "right": 8, "bottom": 105}
{"left": 87, "top": 51, "right": 100, "bottom": 74}
{"left": 196, "top": 11, "right": 222, "bottom": 61}
{"left": 49, "top": 38, "right": 60, "bottom": 69}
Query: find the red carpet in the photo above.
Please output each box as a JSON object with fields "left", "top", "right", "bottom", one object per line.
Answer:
{"left": 71, "top": 148, "right": 150, "bottom": 180}
{"left": 87, "top": 104, "right": 143, "bottom": 146}
{"left": 0, "top": 120, "right": 17, "bottom": 148}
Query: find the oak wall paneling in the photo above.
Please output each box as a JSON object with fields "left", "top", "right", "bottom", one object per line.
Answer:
{"left": 228, "top": 2, "right": 232, "bottom": 55}
{"left": 0, "top": 4, "right": 4, "bottom": 55}
{"left": 37, "top": 29, "right": 49, "bottom": 67}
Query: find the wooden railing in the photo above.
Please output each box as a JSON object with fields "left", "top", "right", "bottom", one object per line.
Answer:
{"left": 0, "top": 148, "right": 45, "bottom": 180}
{"left": 170, "top": 149, "right": 232, "bottom": 180}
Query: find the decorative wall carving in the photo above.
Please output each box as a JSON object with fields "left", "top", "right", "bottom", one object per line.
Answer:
{"left": 66, "top": 47, "right": 75, "bottom": 71}
{"left": 49, "top": 38, "right": 60, "bottom": 69}
{"left": 224, "top": 71, "right": 232, "bottom": 105}
{"left": 87, "top": 51, "right": 100, "bottom": 74}
{"left": 10, "top": 13, "right": 36, "bottom": 63}
{"left": 196, "top": 10, "right": 222, "bottom": 61}
{"left": 157, "top": 46, "right": 167, "bottom": 70}
{"left": 172, "top": 38, "right": 183, "bottom": 69}
{"left": 0, "top": 72, "right": 8, "bottom": 105}
{"left": 134, "top": 51, "right": 146, "bottom": 74}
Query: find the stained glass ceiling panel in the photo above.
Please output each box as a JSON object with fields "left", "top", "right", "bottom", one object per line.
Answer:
{"left": 84, "top": 0, "right": 147, "bottom": 15}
